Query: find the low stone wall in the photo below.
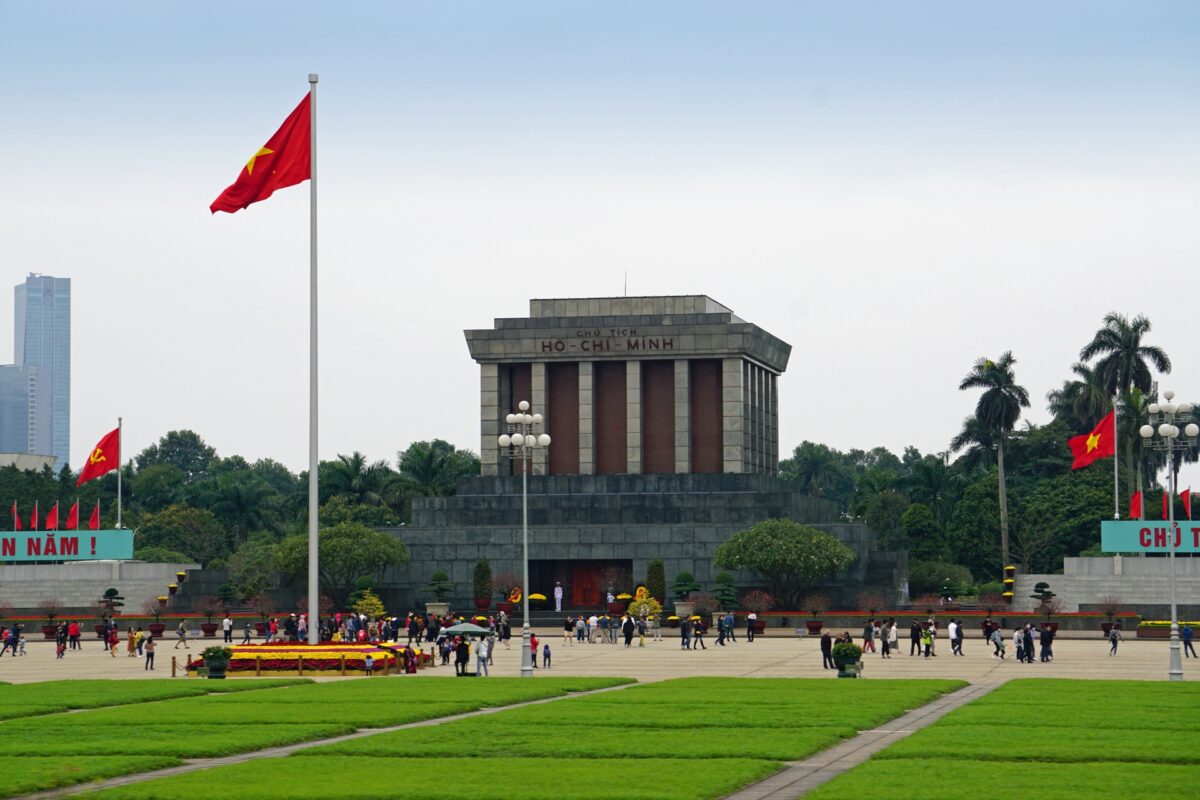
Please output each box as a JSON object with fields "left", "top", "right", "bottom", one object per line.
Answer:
{"left": 1014, "top": 556, "right": 1200, "bottom": 617}
{"left": 0, "top": 561, "right": 199, "bottom": 614}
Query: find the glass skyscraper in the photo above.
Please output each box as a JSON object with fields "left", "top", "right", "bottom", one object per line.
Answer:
{"left": 9, "top": 274, "right": 70, "bottom": 466}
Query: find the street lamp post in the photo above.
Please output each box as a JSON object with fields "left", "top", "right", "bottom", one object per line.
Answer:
{"left": 1138, "top": 389, "right": 1198, "bottom": 682}
{"left": 497, "top": 400, "right": 551, "bottom": 677}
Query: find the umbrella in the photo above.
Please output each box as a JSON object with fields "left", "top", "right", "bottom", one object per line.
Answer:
{"left": 440, "top": 622, "right": 491, "bottom": 636}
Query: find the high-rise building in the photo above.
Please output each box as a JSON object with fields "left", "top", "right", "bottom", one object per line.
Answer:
{"left": 10, "top": 274, "right": 70, "bottom": 466}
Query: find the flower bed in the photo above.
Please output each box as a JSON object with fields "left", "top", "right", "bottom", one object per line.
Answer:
{"left": 185, "top": 643, "right": 410, "bottom": 676}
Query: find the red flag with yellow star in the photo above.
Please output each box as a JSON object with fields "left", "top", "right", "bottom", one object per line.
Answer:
{"left": 76, "top": 427, "right": 120, "bottom": 487}
{"left": 210, "top": 94, "right": 310, "bottom": 214}
{"left": 1068, "top": 410, "right": 1116, "bottom": 470}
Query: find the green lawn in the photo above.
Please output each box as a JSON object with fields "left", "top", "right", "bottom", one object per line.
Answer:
{"left": 85, "top": 756, "right": 783, "bottom": 800}
{"left": 0, "top": 722, "right": 359, "bottom": 757}
{"left": 808, "top": 679, "right": 1200, "bottom": 800}
{"left": 0, "top": 756, "right": 181, "bottom": 797}
{"left": 0, "top": 678, "right": 310, "bottom": 720}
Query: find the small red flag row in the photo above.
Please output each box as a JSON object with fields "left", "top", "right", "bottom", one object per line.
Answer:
{"left": 1128, "top": 489, "right": 1192, "bottom": 520}
{"left": 9, "top": 500, "right": 100, "bottom": 531}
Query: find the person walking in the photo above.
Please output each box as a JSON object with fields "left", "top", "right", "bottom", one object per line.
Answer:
{"left": 144, "top": 635, "right": 156, "bottom": 670}
{"left": 861, "top": 620, "right": 875, "bottom": 654}
{"left": 622, "top": 615, "right": 635, "bottom": 647}
{"left": 909, "top": 620, "right": 921, "bottom": 656}
{"left": 746, "top": 612, "right": 757, "bottom": 643}
{"left": 241, "top": 622, "right": 252, "bottom": 644}
{"left": 1184, "top": 624, "right": 1197, "bottom": 658}
{"left": 680, "top": 618, "right": 691, "bottom": 650}
{"left": 888, "top": 618, "right": 898, "bottom": 654}
{"left": 476, "top": 637, "right": 489, "bottom": 676}
{"left": 563, "top": 615, "right": 574, "bottom": 646}
{"left": 820, "top": 631, "right": 835, "bottom": 670}
{"left": 1039, "top": 625, "right": 1053, "bottom": 662}
{"left": 991, "top": 626, "right": 1005, "bottom": 659}
{"left": 920, "top": 624, "right": 933, "bottom": 658}
{"left": 692, "top": 619, "right": 707, "bottom": 650}
{"left": 880, "top": 620, "right": 891, "bottom": 658}
{"left": 222, "top": 614, "right": 233, "bottom": 643}
{"left": 174, "top": 619, "right": 189, "bottom": 649}
{"left": 948, "top": 620, "right": 960, "bottom": 656}
{"left": 1108, "top": 625, "right": 1122, "bottom": 656}
{"left": 1023, "top": 625, "right": 1035, "bottom": 664}
{"left": 126, "top": 627, "right": 137, "bottom": 657}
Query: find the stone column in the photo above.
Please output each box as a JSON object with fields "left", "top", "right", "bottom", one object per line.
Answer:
{"left": 531, "top": 362, "right": 547, "bottom": 476}
{"left": 578, "top": 361, "right": 594, "bottom": 475}
{"left": 674, "top": 359, "right": 690, "bottom": 473}
{"left": 626, "top": 361, "right": 642, "bottom": 473}
{"left": 480, "top": 363, "right": 499, "bottom": 476}
{"left": 722, "top": 358, "right": 744, "bottom": 473}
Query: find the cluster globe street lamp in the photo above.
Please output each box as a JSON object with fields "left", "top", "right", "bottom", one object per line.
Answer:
{"left": 1138, "top": 390, "right": 1198, "bottom": 681}
{"left": 497, "top": 400, "right": 550, "bottom": 677}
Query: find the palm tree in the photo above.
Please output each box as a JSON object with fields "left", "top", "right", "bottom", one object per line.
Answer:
{"left": 320, "top": 452, "right": 392, "bottom": 505}
{"left": 906, "top": 454, "right": 961, "bottom": 527}
{"left": 1079, "top": 312, "right": 1170, "bottom": 396}
{"left": 957, "top": 352, "right": 1030, "bottom": 567}
{"left": 1046, "top": 362, "right": 1110, "bottom": 430}
{"left": 949, "top": 416, "right": 996, "bottom": 473}
{"left": 396, "top": 440, "right": 480, "bottom": 497}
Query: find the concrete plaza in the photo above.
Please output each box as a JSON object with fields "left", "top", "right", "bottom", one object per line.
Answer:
{"left": 0, "top": 628, "right": 1187, "bottom": 684}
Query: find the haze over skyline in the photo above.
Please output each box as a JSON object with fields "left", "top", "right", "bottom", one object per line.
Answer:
{"left": 2, "top": 2, "right": 1197, "bottom": 485}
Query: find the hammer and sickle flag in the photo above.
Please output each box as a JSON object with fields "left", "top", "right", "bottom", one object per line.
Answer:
{"left": 77, "top": 427, "right": 120, "bottom": 487}
{"left": 210, "top": 93, "right": 311, "bottom": 214}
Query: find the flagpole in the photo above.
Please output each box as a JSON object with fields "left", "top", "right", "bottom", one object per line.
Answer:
{"left": 1113, "top": 401, "right": 1120, "bottom": 519}
{"left": 116, "top": 417, "right": 123, "bottom": 528}
{"left": 306, "top": 73, "right": 319, "bottom": 645}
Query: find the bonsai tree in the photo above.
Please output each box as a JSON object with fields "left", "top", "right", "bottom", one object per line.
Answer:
{"left": 250, "top": 592, "right": 275, "bottom": 622}
{"left": 714, "top": 519, "right": 857, "bottom": 609}
{"left": 37, "top": 598, "right": 64, "bottom": 627}
{"left": 803, "top": 594, "right": 830, "bottom": 619}
{"left": 1098, "top": 595, "right": 1121, "bottom": 625}
{"left": 646, "top": 559, "right": 667, "bottom": 601}
{"left": 713, "top": 572, "right": 739, "bottom": 611}
{"left": 424, "top": 571, "right": 453, "bottom": 602}
{"left": 493, "top": 570, "right": 521, "bottom": 600}
{"left": 197, "top": 595, "right": 225, "bottom": 625}
{"left": 98, "top": 587, "right": 125, "bottom": 617}
{"left": 977, "top": 592, "right": 1005, "bottom": 617}
{"left": 741, "top": 590, "right": 773, "bottom": 615}
{"left": 142, "top": 598, "right": 164, "bottom": 624}
{"left": 691, "top": 592, "right": 722, "bottom": 618}
{"left": 1037, "top": 597, "right": 1063, "bottom": 625}
{"left": 671, "top": 572, "right": 701, "bottom": 601}
{"left": 472, "top": 559, "right": 493, "bottom": 600}
{"left": 855, "top": 589, "right": 889, "bottom": 617}
{"left": 352, "top": 589, "right": 386, "bottom": 619}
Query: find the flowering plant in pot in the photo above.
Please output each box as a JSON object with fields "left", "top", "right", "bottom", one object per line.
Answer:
{"left": 37, "top": 598, "right": 64, "bottom": 639}
{"left": 143, "top": 598, "right": 167, "bottom": 636}
{"left": 831, "top": 640, "right": 864, "bottom": 677}
{"left": 1098, "top": 595, "right": 1121, "bottom": 635}
{"left": 740, "top": 590, "right": 772, "bottom": 633}
{"left": 200, "top": 645, "right": 233, "bottom": 680}
{"left": 197, "top": 596, "right": 225, "bottom": 637}
{"left": 803, "top": 594, "right": 829, "bottom": 634}
{"left": 494, "top": 571, "right": 521, "bottom": 614}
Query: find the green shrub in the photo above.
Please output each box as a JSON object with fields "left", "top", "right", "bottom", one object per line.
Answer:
{"left": 646, "top": 559, "right": 666, "bottom": 602}
{"left": 473, "top": 559, "right": 492, "bottom": 598}
{"left": 908, "top": 560, "right": 974, "bottom": 596}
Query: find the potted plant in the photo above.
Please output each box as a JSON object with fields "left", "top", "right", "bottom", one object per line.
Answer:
{"left": 691, "top": 592, "right": 722, "bottom": 629}
{"left": 197, "top": 596, "right": 225, "bottom": 638}
{"left": 856, "top": 589, "right": 888, "bottom": 618}
{"left": 494, "top": 571, "right": 521, "bottom": 614}
{"left": 671, "top": 572, "right": 700, "bottom": 618}
{"left": 472, "top": 559, "right": 493, "bottom": 611}
{"left": 1038, "top": 597, "right": 1063, "bottom": 633}
{"left": 741, "top": 590, "right": 772, "bottom": 633}
{"left": 528, "top": 592, "right": 548, "bottom": 609}
{"left": 167, "top": 583, "right": 179, "bottom": 596}
{"left": 175, "top": 571, "right": 188, "bottom": 583}
{"left": 831, "top": 640, "right": 864, "bottom": 678}
{"left": 666, "top": 614, "right": 681, "bottom": 629}
{"left": 37, "top": 598, "right": 64, "bottom": 639}
{"left": 424, "top": 571, "right": 454, "bottom": 617}
{"left": 200, "top": 645, "right": 233, "bottom": 680}
{"left": 1098, "top": 595, "right": 1121, "bottom": 635}
{"left": 713, "top": 572, "right": 739, "bottom": 612}
{"left": 803, "top": 594, "right": 829, "bottom": 634}
{"left": 250, "top": 593, "right": 274, "bottom": 635}
{"left": 913, "top": 593, "right": 941, "bottom": 617}
{"left": 143, "top": 598, "right": 167, "bottom": 636}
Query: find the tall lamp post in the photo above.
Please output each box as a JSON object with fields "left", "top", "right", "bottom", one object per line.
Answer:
{"left": 1138, "top": 389, "right": 1197, "bottom": 682}
{"left": 497, "top": 400, "right": 551, "bottom": 677}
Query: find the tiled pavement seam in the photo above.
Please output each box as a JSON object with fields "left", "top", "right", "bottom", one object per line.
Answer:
{"left": 721, "top": 682, "right": 999, "bottom": 800}
{"left": 23, "top": 682, "right": 635, "bottom": 799}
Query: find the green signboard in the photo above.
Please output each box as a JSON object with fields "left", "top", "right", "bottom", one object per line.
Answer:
{"left": 1100, "top": 520, "right": 1200, "bottom": 554}
{"left": 0, "top": 529, "right": 133, "bottom": 561}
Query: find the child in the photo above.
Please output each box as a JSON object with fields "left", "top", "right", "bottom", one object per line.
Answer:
{"left": 542, "top": 642, "right": 551, "bottom": 668}
{"left": 241, "top": 623, "right": 252, "bottom": 645}
{"left": 17, "top": 635, "right": 27, "bottom": 656}
{"left": 56, "top": 639, "right": 66, "bottom": 659}
{"left": 364, "top": 655, "right": 374, "bottom": 676}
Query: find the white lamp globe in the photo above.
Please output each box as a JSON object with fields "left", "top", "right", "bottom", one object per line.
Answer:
{"left": 1172, "top": 425, "right": 1182, "bottom": 437}
{"left": 532, "top": 413, "right": 543, "bottom": 424}
{"left": 510, "top": 433, "right": 525, "bottom": 447}
{"left": 1158, "top": 423, "right": 1173, "bottom": 438}
{"left": 497, "top": 434, "right": 511, "bottom": 447}
{"left": 518, "top": 400, "right": 530, "bottom": 411}
{"left": 1148, "top": 404, "right": 1160, "bottom": 414}
{"left": 537, "top": 433, "right": 551, "bottom": 447}
{"left": 520, "top": 414, "right": 531, "bottom": 424}
{"left": 1165, "top": 390, "right": 1176, "bottom": 401}
{"left": 1179, "top": 402, "right": 1193, "bottom": 414}
{"left": 527, "top": 437, "right": 539, "bottom": 449}
{"left": 505, "top": 414, "right": 516, "bottom": 424}
{"left": 1140, "top": 424, "right": 1154, "bottom": 438}
{"left": 1187, "top": 423, "right": 1199, "bottom": 438}
{"left": 1165, "top": 402, "right": 1178, "bottom": 414}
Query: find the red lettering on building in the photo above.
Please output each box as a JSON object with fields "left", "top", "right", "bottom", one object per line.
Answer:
{"left": 26, "top": 538, "right": 41, "bottom": 556}
{"left": 1154, "top": 528, "right": 1168, "bottom": 547}
{"left": 60, "top": 537, "right": 78, "bottom": 556}
{"left": 0, "top": 538, "right": 13, "bottom": 557}
{"left": 44, "top": 535, "right": 57, "bottom": 556}
{"left": 1141, "top": 527, "right": 1153, "bottom": 547}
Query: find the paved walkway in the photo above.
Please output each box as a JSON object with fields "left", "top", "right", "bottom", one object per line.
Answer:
{"left": 722, "top": 682, "right": 998, "bottom": 799}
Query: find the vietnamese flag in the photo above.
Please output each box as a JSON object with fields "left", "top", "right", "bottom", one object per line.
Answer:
{"left": 1163, "top": 491, "right": 1170, "bottom": 520}
{"left": 210, "top": 94, "right": 311, "bottom": 214}
{"left": 77, "top": 428, "right": 120, "bottom": 487}
{"left": 29, "top": 500, "right": 38, "bottom": 531}
{"left": 66, "top": 501, "right": 79, "bottom": 530}
{"left": 44, "top": 502, "right": 58, "bottom": 531}
{"left": 11, "top": 501, "right": 21, "bottom": 531}
{"left": 1183, "top": 489, "right": 1192, "bottom": 520}
{"left": 1068, "top": 411, "right": 1116, "bottom": 470}
{"left": 1129, "top": 491, "right": 1142, "bottom": 519}
{"left": 88, "top": 501, "right": 100, "bottom": 531}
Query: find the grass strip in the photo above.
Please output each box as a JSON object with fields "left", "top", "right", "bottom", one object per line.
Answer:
{"left": 302, "top": 720, "right": 855, "bottom": 760}
{"left": 41, "top": 700, "right": 481, "bottom": 727}
{"left": 86, "top": 756, "right": 784, "bottom": 800}
{"left": 877, "top": 723, "right": 1200, "bottom": 764}
{"left": 0, "top": 678, "right": 311, "bottom": 720}
{"left": 0, "top": 755, "right": 181, "bottom": 799}
{"left": 805, "top": 758, "right": 1200, "bottom": 800}
{"left": 0, "top": 722, "right": 357, "bottom": 758}
{"left": 938, "top": 702, "right": 1200, "bottom": 731}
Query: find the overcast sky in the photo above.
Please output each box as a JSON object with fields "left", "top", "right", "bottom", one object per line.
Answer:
{"left": 2, "top": 2, "right": 1198, "bottom": 489}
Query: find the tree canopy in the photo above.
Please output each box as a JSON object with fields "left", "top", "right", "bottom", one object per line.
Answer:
{"left": 714, "top": 519, "right": 857, "bottom": 609}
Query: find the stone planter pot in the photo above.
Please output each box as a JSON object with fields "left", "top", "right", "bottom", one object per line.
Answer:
{"left": 667, "top": 617, "right": 680, "bottom": 628}
{"left": 426, "top": 602, "right": 450, "bottom": 618}
{"left": 834, "top": 657, "right": 862, "bottom": 678}
{"left": 41, "top": 625, "right": 58, "bottom": 640}
{"left": 674, "top": 601, "right": 695, "bottom": 619}
{"left": 200, "top": 623, "right": 219, "bottom": 638}
{"left": 805, "top": 620, "right": 824, "bottom": 635}
{"left": 148, "top": 623, "right": 166, "bottom": 637}
{"left": 254, "top": 622, "right": 268, "bottom": 635}
{"left": 1137, "top": 627, "right": 1169, "bottom": 639}
{"left": 750, "top": 620, "right": 767, "bottom": 634}
{"left": 474, "top": 598, "right": 491, "bottom": 611}
{"left": 204, "top": 656, "right": 229, "bottom": 679}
